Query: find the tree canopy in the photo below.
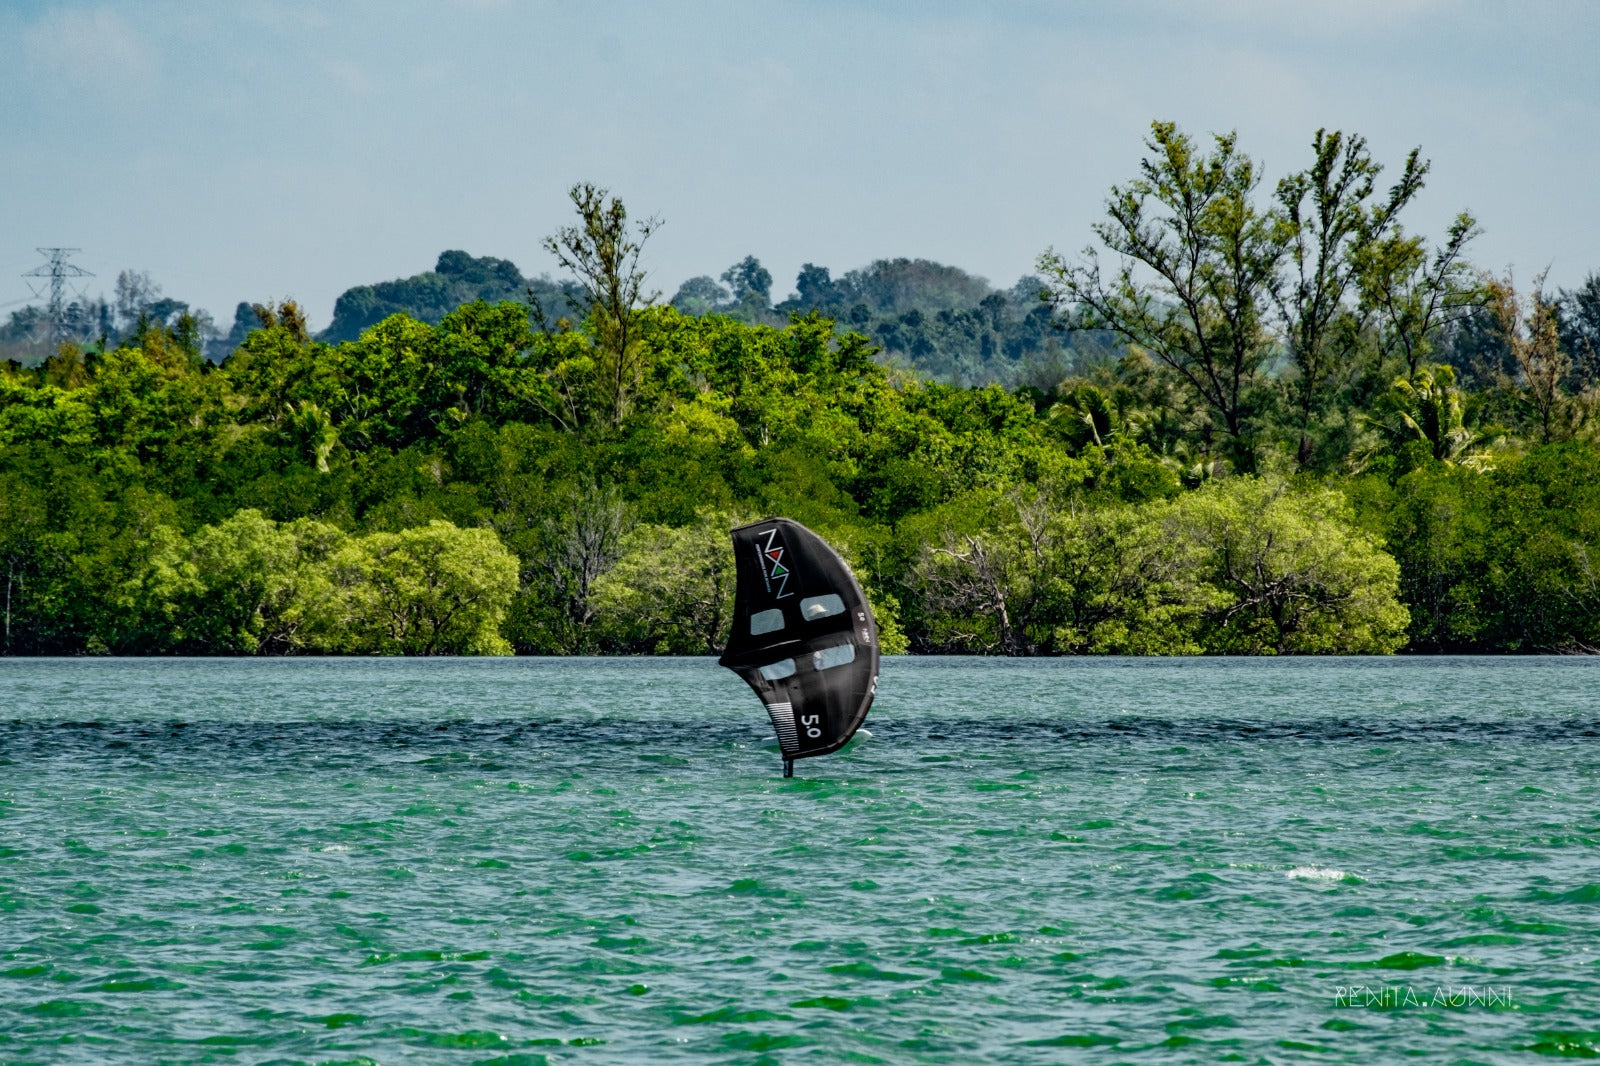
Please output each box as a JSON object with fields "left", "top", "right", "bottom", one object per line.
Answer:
{"left": 3, "top": 120, "right": 1599, "bottom": 656}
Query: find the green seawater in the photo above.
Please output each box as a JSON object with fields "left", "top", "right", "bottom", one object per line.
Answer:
{"left": 2, "top": 657, "right": 1598, "bottom": 1064}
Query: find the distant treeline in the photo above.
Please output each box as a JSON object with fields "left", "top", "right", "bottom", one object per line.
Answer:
{"left": 664, "top": 255, "right": 1101, "bottom": 388}
{"left": 1, "top": 250, "right": 1099, "bottom": 388}
{"left": 3, "top": 122, "right": 1600, "bottom": 656}
{"left": 0, "top": 252, "right": 587, "bottom": 367}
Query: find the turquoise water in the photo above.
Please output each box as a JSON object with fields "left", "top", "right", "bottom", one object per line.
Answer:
{"left": 2, "top": 657, "right": 1599, "bottom": 1064}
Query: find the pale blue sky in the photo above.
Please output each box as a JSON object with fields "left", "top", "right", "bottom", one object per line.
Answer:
{"left": 2, "top": 0, "right": 1596, "bottom": 329}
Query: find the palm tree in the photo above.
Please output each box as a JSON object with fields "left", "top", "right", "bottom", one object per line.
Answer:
{"left": 283, "top": 401, "right": 339, "bottom": 473}
{"left": 1374, "top": 363, "right": 1485, "bottom": 463}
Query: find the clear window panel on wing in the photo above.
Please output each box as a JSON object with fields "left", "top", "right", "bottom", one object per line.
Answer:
{"left": 758, "top": 659, "right": 797, "bottom": 681}
{"left": 812, "top": 644, "right": 856, "bottom": 671}
{"left": 799, "top": 594, "right": 845, "bottom": 620}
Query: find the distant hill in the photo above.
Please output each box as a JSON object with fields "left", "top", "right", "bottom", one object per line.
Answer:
{"left": 317, "top": 250, "right": 584, "bottom": 344}
{"left": 4, "top": 249, "right": 1109, "bottom": 389}
{"left": 672, "top": 256, "right": 1112, "bottom": 389}
{"left": 307, "top": 250, "right": 1104, "bottom": 389}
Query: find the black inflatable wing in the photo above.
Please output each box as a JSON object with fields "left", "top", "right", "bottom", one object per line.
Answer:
{"left": 719, "top": 518, "right": 880, "bottom": 776}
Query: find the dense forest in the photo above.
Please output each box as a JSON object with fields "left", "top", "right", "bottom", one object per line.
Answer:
{"left": 664, "top": 256, "right": 1091, "bottom": 388}
{"left": 2, "top": 246, "right": 1088, "bottom": 389}
{"left": 3, "top": 122, "right": 1600, "bottom": 656}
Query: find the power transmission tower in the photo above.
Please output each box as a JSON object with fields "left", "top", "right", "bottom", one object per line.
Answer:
{"left": 23, "top": 248, "right": 94, "bottom": 341}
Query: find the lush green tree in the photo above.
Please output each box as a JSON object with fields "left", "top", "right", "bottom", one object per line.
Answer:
{"left": 1169, "top": 477, "right": 1409, "bottom": 653}
{"left": 1272, "top": 130, "right": 1423, "bottom": 461}
{"left": 142, "top": 510, "right": 345, "bottom": 654}
{"left": 1486, "top": 271, "right": 1593, "bottom": 443}
{"left": 1370, "top": 446, "right": 1600, "bottom": 652}
{"left": 1558, "top": 272, "right": 1600, "bottom": 387}
{"left": 1370, "top": 363, "right": 1491, "bottom": 467}
{"left": 509, "top": 480, "right": 632, "bottom": 654}
{"left": 905, "top": 473, "right": 1210, "bottom": 655}
{"left": 55, "top": 483, "right": 188, "bottom": 655}
{"left": 543, "top": 183, "right": 660, "bottom": 428}
{"left": 592, "top": 511, "right": 743, "bottom": 653}
{"left": 314, "top": 520, "right": 518, "bottom": 655}
{"left": 282, "top": 401, "right": 339, "bottom": 473}
{"left": 0, "top": 471, "right": 46, "bottom": 655}
{"left": 1041, "top": 123, "right": 1287, "bottom": 470}
{"left": 1353, "top": 214, "right": 1481, "bottom": 376}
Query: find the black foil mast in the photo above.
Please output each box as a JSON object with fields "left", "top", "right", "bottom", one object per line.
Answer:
{"left": 719, "top": 518, "right": 880, "bottom": 777}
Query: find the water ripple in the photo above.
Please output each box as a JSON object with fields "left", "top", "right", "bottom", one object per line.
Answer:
{"left": 2, "top": 657, "right": 1597, "bottom": 1063}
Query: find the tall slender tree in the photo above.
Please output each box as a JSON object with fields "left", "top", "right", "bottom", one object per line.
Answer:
{"left": 543, "top": 184, "right": 660, "bottom": 429}
{"left": 1353, "top": 212, "right": 1481, "bottom": 376}
{"left": 1489, "top": 271, "right": 1585, "bottom": 443}
{"left": 1040, "top": 122, "right": 1285, "bottom": 471}
{"left": 1273, "top": 130, "right": 1425, "bottom": 462}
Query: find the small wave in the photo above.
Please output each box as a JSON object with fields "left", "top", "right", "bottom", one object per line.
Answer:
{"left": 1287, "top": 865, "right": 1360, "bottom": 882}
{"left": 5, "top": 712, "right": 1594, "bottom": 765}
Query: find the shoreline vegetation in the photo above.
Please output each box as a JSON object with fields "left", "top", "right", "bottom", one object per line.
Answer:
{"left": 3, "top": 122, "right": 1600, "bottom": 658}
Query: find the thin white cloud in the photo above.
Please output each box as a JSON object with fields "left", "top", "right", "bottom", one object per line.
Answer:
{"left": 23, "top": 7, "right": 155, "bottom": 97}
{"left": 320, "top": 57, "right": 379, "bottom": 99}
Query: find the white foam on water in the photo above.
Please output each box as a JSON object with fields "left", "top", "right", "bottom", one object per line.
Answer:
{"left": 1287, "top": 865, "right": 1360, "bottom": 882}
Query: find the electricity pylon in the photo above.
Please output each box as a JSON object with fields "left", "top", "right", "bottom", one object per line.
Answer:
{"left": 22, "top": 248, "right": 94, "bottom": 340}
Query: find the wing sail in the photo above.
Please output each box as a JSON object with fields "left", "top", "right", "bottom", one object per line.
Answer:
{"left": 719, "top": 518, "right": 880, "bottom": 774}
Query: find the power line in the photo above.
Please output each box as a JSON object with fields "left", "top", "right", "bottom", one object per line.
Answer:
{"left": 22, "top": 248, "right": 94, "bottom": 339}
